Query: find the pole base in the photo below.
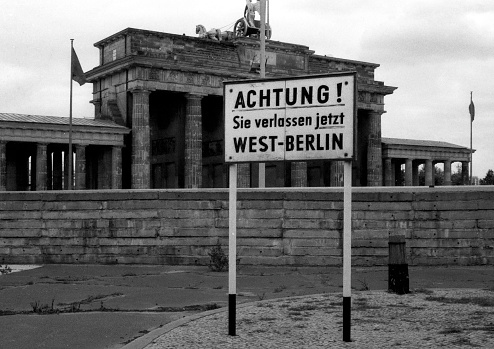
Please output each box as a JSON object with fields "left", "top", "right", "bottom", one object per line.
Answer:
{"left": 388, "top": 264, "right": 409, "bottom": 294}
{"left": 343, "top": 296, "right": 351, "bottom": 342}
{"left": 229, "top": 293, "right": 236, "bottom": 336}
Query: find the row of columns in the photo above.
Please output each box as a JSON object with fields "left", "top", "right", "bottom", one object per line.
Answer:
{"left": 0, "top": 142, "right": 122, "bottom": 191}
{"left": 129, "top": 89, "right": 353, "bottom": 189}
{"left": 383, "top": 158, "right": 469, "bottom": 187}
{"left": 131, "top": 89, "right": 222, "bottom": 189}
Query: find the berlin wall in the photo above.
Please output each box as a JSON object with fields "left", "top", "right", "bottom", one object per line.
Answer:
{"left": 0, "top": 187, "right": 493, "bottom": 266}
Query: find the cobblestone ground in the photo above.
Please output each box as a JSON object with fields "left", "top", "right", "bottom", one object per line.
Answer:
{"left": 144, "top": 288, "right": 494, "bottom": 349}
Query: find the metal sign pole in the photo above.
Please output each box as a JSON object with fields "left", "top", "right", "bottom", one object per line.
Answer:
{"left": 343, "top": 160, "right": 352, "bottom": 342}
{"left": 228, "top": 163, "right": 238, "bottom": 336}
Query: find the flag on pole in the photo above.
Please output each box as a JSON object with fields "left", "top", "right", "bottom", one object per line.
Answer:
{"left": 469, "top": 92, "right": 475, "bottom": 122}
{"left": 71, "top": 47, "right": 86, "bottom": 86}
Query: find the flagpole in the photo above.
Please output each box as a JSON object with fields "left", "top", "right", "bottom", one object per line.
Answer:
{"left": 470, "top": 91, "right": 473, "bottom": 185}
{"left": 258, "top": 0, "right": 266, "bottom": 188}
{"left": 69, "top": 39, "right": 74, "bottom": 190}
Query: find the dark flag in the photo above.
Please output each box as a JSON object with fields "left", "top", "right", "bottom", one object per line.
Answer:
{"left": 469, "top": 92, "right": 475, "bottom": 122}
{"left": 71, "top": 47, "right": 86, "bottom": 86}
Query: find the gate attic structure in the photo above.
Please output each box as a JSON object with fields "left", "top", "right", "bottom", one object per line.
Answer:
{"left": 85, "top": 27, "right": 397, "bottom": 189}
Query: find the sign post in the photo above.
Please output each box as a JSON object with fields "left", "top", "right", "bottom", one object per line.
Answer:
{"left": 343, "top": 160, "right": 352, "bottom": 342}
{"left": 228, "top": 163, "right": 237, "bottom": 336}
{"left": 224, "top": 72, "right": 356, "bottom": 339}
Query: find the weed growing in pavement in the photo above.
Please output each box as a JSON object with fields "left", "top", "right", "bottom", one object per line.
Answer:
{"left": 356, "top": 278, "right": 370, "bottom": 291}
{"left": 207, "top": 241, "right": 228, "bottom": 272}
{"left": 273, "top": 285, "right": 287, "bottom": 293}
{"left": 30, "top": 299, "right": 58, "bottom": 314}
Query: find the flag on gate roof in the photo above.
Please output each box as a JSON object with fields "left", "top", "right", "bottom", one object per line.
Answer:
{"left": 71, "top": 47, "right": 86, "bottom": 86}
{"left": 469, "top": 92, "right": 475, "bottom": 122}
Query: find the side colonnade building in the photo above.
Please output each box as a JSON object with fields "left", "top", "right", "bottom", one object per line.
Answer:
{"left": 0, "top": 28, "right": 473, "bottom": 190}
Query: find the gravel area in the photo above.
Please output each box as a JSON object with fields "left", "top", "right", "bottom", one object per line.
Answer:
{"left": 143, "top": 288, "right": 494, "bottom": 349}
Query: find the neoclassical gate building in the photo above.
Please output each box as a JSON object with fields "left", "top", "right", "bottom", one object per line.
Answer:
{"left": 0, "top": 28, "right": 472, "bottom": 190}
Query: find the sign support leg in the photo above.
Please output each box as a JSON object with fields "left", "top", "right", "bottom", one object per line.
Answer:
{"left": 343, "top": 160, "right": 352, "bottom": 342}
{"left": 228, "top": 163, "right": 237, "bottom": 336}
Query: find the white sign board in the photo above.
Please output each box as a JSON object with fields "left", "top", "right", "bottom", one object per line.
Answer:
{"left": 224, "top": 73, "right": 356, "bottom": 163}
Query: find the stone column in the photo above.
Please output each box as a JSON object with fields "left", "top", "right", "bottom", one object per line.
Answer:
{"left": 185, "top": 94, "right": 204, "bottom": 188}
{"left": 64, "top": 149, "right": 72, "bottom": 190}
{"left": 412, "top": 162, "right": 420, "bottom": 186}
{"left": 111, "top": 146, "right": 123, "bottom": 189}
{"left": 367, "top": 111, "right": 383, "bottom": 186}
{"left": 52, "top": 150, "right": 63, "bottom": 190}
{"left": 384, "top": 158, "right": 393, "bottom": 186}
{"left": 291, "top": 162, "right": 307, "bottom": 187}
{"left": 443, "top": 160, "right": 452, "bottom": 186}
{"left": 461, "top": 161, "right": 469, "bottom": 185}
{"left": 0, "top": 142, "right": 6, "bottom": 191}
{"left": 405, "top": 158, "right": 413, "bottom": 186}
{"left": 131, "top": 88, "right": 152, "bottom": 189}
{"left": 330, "top": 161, "right": 344, "bottom": 187}
{"left": 36, "top": 143, "right": 48, "bottom": 191}
{"left": 425, "top": 159, "right": 433, "bottom": 187}
{"left": 75, "top": 145, "right": 87, "bottom": 190}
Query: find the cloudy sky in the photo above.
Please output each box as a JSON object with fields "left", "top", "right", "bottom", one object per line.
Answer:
{"left": 1, "top": 0, "right": 492, "bottom": 178}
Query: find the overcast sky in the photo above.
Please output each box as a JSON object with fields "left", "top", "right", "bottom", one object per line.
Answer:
{"left": 1, "top": 0, "right": 492, "bottom": 178}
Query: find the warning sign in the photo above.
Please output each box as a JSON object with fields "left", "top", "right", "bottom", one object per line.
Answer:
{"left": 224, "top": 73, "right": 356, "bottom": 163}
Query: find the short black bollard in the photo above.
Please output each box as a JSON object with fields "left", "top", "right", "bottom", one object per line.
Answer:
{"left": 388, "top": 235, "right": 409, "bottom": 294}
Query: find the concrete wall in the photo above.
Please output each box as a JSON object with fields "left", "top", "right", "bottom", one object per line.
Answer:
{"left": 0, "top": 187, "right": 493, "bottom": 266}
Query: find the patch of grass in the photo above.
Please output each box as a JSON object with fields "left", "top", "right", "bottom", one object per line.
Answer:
{"left": 451, "top": 337, "right": 482, "bottom": 347}
{"left": 413, "top": 288, "right": 434, "bottom": 295}
{"left": 122, "top": 273, "right": 137, "bottom": 277}
{"left": 238, "top": 318, "right": 255, "bottom": 325}
{"left": 353, "top": 298, "right": 382, "bottom": 310}
{"left": 288, "top": 304, "right": 317, "bottom": 312}
{"left": 252, "top": 328, "right": 268, "bottom": 333}
{"left": 273, "top": 285, "right": 287, "bottom": 293}
{"left": 438, "top": 327, "right": 463, "bottom": 334}
{"left": 256, "top": 303, "right": 273, "bottom": 308}
{"left": 259, "top": 316, "right": 277, "bottom": 321}
{"left": 426, "top": 296, "right": 494, "bottom": 307}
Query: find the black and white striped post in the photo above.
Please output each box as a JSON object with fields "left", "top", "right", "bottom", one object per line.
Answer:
{"left": 343, "top": 160, "right": 352, "bottom": 342}
{"left": 228, "top": 163, "right": 237, "bottom": 336}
